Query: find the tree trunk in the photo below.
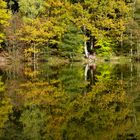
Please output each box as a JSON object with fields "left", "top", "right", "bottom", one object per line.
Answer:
{"left": 33, "top": 45, "right": 36, "bottom": 62}
{"left": 84, "top": 41, "right": 88, "bottom": 58}
{"left": 85, "top": 64, "right": 89, "bottom": 81}
{"left": 83, "top": 25, "right": 89, "bottom": 58}
{"left": 90, "top": 37, "right": 93, "bottom": 50}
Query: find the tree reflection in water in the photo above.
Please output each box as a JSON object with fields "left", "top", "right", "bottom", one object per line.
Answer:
{"left": 0, "top": 63, "right": 138, "bottom": 140}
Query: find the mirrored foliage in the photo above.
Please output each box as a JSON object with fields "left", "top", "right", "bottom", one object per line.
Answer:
{"left": 0, "top": 62, "right": 139, "bottom": 140}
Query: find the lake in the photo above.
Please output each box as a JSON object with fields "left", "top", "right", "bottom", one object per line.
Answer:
{"left": 0, "top": 61, "right": 139, "bottom": 140}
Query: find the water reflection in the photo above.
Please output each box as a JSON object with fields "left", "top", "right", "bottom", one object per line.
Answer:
{"left": 0, "top": 62, "right": 139, "bottom": 139}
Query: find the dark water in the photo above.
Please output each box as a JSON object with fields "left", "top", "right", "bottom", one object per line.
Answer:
{"left": 0, "top": 62, "right": 140, "bottom": 140}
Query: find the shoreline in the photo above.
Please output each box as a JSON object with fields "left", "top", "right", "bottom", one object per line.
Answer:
{"left": 0, "top": 55, "right": 132, "bottom": 66}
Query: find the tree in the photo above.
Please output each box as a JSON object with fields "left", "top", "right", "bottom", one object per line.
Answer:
{"left": 0, "top": 0, "right": 11, "bottom": 44}
{"left": 17, "top": 0, "right": 71, "bottom": 61}
{"left": 18, "top": 0, "right": 45, "bottom": 18}
{"left": 70, "top": 0, "right": 132, "bottom": 57}
{"left": 0, "top": 77, "right": 13, "bottom": 137}
{"left": 5, "top": 0, "right": 134, "bottom": 59}
{"left": 58, "top": 23, "right": 84, "bottom": 59}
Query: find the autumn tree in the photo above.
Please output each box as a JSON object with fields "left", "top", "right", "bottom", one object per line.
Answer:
{"left": 0, "top": 0, "right": 11, "bottom": 45}
{"left": 17, "top": 0, "right": 69, "bottom": 61}
{"left": 70, "top": 0, "right": 132, "bottom": 57}
{"left": 18, "top": 0, "right": 45, "bottom": 18}
{"left": 8, "top": 0, "right": 134, "bottom": 60}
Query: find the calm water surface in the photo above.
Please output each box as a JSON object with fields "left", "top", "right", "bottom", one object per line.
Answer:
{"left": 0, "top": 62, "right": 140, "bottom": 140}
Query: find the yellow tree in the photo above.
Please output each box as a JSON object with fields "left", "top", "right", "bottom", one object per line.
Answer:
{"left": 69, "top": 0, "right": 132, "bottom": 57}
{"left": 17, "top": 0, "right": 69, "bottom": 61}
{"left": 0, "top": 77, "right": 13, "bottom": 136}
{"left": 0, "top": 0, "right": 11, "bottom": 44}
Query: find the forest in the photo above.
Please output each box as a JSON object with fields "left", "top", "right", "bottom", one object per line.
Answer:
{"left": 1, "top": 1, "right": 140, "bottom": 139}
{"left": 0, "top": 0, "right": 139, "bottom": 62}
